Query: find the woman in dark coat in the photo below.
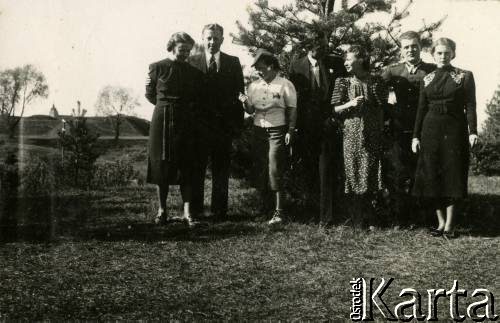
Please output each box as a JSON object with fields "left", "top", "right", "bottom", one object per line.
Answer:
{"left": 145, "top": 32, "right": 201, "bottom": 225}
{"left": 412, "top": 37, "right": 478, "bottom": 237}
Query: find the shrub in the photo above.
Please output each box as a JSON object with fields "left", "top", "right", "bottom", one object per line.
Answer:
{"left": 470, "top": 141, "right": 500, "bottom": 176}
{"left": 0, "top": 154, "right": 19, "bottom": 242}
{"left": 231, "top": 118, "right": 254, "bottom": 179}
{"left": 20, "top": 156, "right": 59, "bottom": 197}
{"left": 0, "top": 153, "right": 19, "bottom": 198}
{"left": 90, "top": 159, "right": 141, "bottom": 188}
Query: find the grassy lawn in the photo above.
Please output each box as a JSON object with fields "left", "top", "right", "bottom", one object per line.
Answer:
{"left": 1, "top": 138, "right": 499, "bottom": 320}
{"left": 1, "top": 174, "right": 499, "bottom": 320}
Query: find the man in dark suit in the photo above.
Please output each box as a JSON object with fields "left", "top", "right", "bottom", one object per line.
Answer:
{"left": 188, "top": 23, "right": 245, "bottom": 220}
{"left": 381, "top": 31, "right": 435, "bottom": 223}
{"left": 289, "top": 31, "right": 346, "bottom": 224}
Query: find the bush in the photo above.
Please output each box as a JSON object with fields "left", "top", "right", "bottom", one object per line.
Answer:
{"left": 0, "top": 153, "right": 19, "bottom": 198}
{"left": 470, "top": 141, "right": 500, "bottom": 176}
{"left": 231, "top": 118, "right": 254, "bottom": 179}
{"left": 20, "top": 156, "right": 59, "bottom": 197}
{"left": 90, "top": 159, "right": 141, "bottom": 188}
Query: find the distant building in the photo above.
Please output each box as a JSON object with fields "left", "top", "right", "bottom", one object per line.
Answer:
{"left": 49, "top": 104, "right": 59, "bottom": 118}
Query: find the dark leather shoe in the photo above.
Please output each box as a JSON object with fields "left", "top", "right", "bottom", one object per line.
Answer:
{"left": 154, "top": 210, "right": 167, "bottom": 225}
{"left": 429, "top": 228, "right": 443, "bottom": 237}
{"left": 212, "top": 211, "right": 228, "bottom": 222}
{"left": 181, "top": 213, "right": 196, "bottom": 227}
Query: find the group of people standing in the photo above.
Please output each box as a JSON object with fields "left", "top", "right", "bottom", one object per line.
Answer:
{"left": 145, "top": 24, "right": 478, "bottom": 237}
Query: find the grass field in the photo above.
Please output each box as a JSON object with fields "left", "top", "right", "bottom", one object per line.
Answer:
{"left": 1, "top": 140, "right": 499, "bottom": 320}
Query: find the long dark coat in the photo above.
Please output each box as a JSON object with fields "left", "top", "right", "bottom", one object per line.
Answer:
{"left": 412, "top": 65, "right": 477, "bottom": 198}
{"left": 145, "top": 58, "right": 201, "bottom": 185}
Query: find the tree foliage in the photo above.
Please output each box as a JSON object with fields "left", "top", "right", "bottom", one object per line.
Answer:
{"left": 482, "top": 84, "right": 500, "bottom": 143}
{"left": 95, "top": 85, "right": 139, "bottom": 141}
{"left": 0, "top": 65, "right": 49, "bottom": 137}
{"left": 232, "top": 0, "right": 445, "bottom": 71}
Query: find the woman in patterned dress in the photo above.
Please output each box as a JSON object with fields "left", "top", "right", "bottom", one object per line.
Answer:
{"left": 331, "top": 45, "right": 388, "bottom": 225}
{"left": 411, "top": 38, "right": 478, "bottom": 238}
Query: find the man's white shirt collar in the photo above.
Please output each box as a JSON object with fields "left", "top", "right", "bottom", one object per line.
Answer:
{"left": 405, "top": 59, "right": 422, "bottom": 74}
{"left": 205, "top": 51, "right": 221, "bottom": 71}
{"left": 307, "top": 54, "right": 318, "bottom": 67}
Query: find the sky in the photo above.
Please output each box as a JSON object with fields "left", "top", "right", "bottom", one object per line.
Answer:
{"left": 1, "top": 0, "right": 499, "bottom": 130}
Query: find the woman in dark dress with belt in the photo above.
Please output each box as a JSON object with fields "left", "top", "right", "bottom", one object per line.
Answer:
{"left": 412, "top": 38, "right": 478, "bottom": 237}
{"left": 145, "top": 32, "right": 201, "bottom": 226}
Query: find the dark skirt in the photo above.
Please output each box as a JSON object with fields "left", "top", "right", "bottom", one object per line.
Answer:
{"left": 146, "top": 101, "right": 194, "bottom": 185}
{"left": 252, "top": 125, "right": 287, "bottom": 191}
{"left": 412, "top": 112, "right": 469, "bottom": 198}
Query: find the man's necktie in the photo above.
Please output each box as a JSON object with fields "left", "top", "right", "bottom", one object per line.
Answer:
{"left": 208, "top": 55, "right": 217, "bottom": 74}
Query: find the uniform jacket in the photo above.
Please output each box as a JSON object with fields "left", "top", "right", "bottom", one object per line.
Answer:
{"left": 188, "top": 51, "right": 245, "bottom": 137}
{"left": 381, "top": 61, "right": 436, "bottom": 132}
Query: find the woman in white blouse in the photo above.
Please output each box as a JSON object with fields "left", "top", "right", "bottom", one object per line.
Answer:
{"left": 239, "top": 49, "right": 297, "bottom": 225}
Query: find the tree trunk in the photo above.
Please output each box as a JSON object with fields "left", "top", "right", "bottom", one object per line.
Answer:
{"left": 114, "top": 114, "right": 121, "bottom": 142}
{"left": 341, "top": 0, "right": 349, "bottom": 10}
{"left": 7, "top": 119, "right": 17, "bottom": 139}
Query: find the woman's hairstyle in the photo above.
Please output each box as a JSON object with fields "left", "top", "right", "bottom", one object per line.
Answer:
{"left": 399, "top": 31, "right": 421, "bottom": 46}
{"left": 166, "top": 32, "right": 195, "bottom": 52}
{"left": 257, "top": 54, "right": 281, "bottom": 71}
{"left": 431, "top": 37, "right": 456, "bottom": 59}
{"left": 345, "top": 45, "right": 370, "bottom": 71}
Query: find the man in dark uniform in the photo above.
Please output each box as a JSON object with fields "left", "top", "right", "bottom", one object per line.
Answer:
{"left": 188, "top": 23, "right": 245, "bottom": 220}
{"left": 381, "top": 31, "right": 436, "bottom": 223}
{"left": 289, "top": 31, "right": 346, "bottom": 224}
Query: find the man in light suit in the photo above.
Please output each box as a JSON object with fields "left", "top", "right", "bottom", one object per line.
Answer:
{"left": 188, "top": 23, "right": 245, "bottom": 220}
{"left": 289, "top": 31, "right": 346, "bottom": 224}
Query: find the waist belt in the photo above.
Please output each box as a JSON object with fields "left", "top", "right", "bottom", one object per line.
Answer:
{"left": 428, "top": 101, "right": 454, "bottom": 114}
{"left": 158, "top": 96, "right": 183, "bottom": 104}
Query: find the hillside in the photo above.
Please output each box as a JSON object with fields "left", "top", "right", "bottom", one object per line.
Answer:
{"left": 0, "top": 115, "right": 150, "bottom": 138}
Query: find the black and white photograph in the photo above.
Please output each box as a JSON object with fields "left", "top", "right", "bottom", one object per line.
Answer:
{"left": 0, "top": 0, "right": 499, "bottom": 320}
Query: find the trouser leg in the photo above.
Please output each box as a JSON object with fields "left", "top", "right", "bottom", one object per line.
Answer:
{"left": 191, "top": 138, "right": 209, "bottom": 216}
{"left": 210, "top": 137, "right": 232, "bottom": 215}
{"left": 319, "top": 138, "right": 334, "bottom": 222}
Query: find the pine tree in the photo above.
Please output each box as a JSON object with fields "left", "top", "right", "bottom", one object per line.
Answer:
{"left": 482, "top": 85, "right": 500, "bottom": 143}
{"left": 58, "top": 101, "right": 100, "bottom": 187}
{"left": 232, "top": 0, "right": 445, "bottom": 71}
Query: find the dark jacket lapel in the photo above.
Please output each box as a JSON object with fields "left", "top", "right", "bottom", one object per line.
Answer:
{"left": 319, "top": 60, "right": 329, "bottom": 90}
{"left": 219, "top": 52, "right": 230, "bottom": 73}
{"left": 298, "top": 56, "right": 310, "bottom": 79}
